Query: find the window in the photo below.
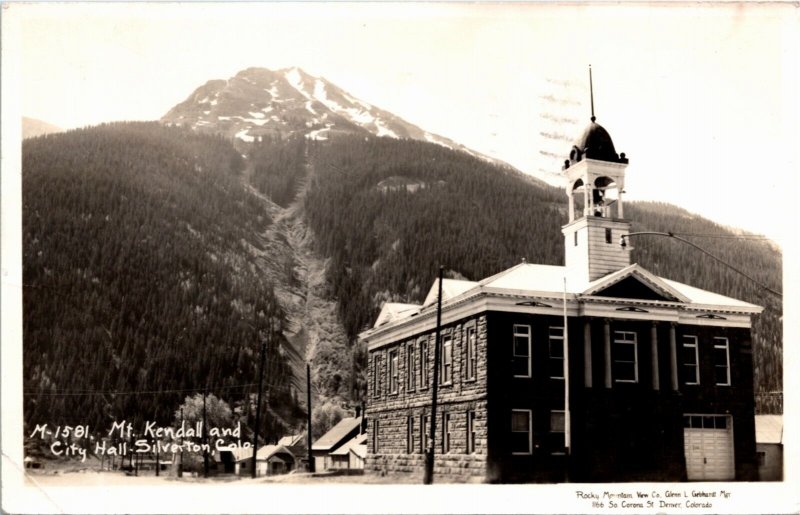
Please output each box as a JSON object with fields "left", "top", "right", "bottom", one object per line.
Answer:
{"left": 388, "top": 349, "right": 399, "bottom": 394}
{"left": 373, "top": 354, "right": 382, "bottom": 398}
{"left": 465, "top": 325, "right": 477, "bottom": 381}
{"left": 605, "top": 228, "right": 612, "bottom": 244}
{"left": 573, "top": 232, "right": 578, "bottom": 247}
{"left": 682, "top": 335, "right": 700, "bottom": 385}
{"left": 441, "top": 334, "right": 453, "bottom": 384}
{"left": 549, "top": 326, "right": 565, "bottom": 379}
{"left": 612, "top": 330, "right": 638, "bottom": 383}
{"left": 683, "top": 414, "right": 729, "bottom": 429}
{"left": 550, "top": 410, "right": 566, "bottom": 455}
{"left": 407, "top": 416, "right": 415, "bottom": 454}
{"left": 442, "top": 413, "right": 452, "bottom": 453}
{"left": 406, "top": 342, "right": 416, "bottom": 391}
{"left": 512, "top": 324, "right": 532, "bottom": 378}
{"left": 421, "top": 415, "right": 429, "bottom": 453}
{"left": 420, "top": 338, "right": 429, "bottom": 389}
{"left": 713, "top": 337, "right": 731, "bottom": 386}
{"left": 373, "top": 418, "right": 380, "bottom": 453}
{"left": 511, "top": 409, "right": 532, "bottom": 454}
{"left": 466, "top": 410, "right": 476, "bottom": 454}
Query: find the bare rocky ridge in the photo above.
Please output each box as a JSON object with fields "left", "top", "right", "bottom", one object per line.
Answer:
{"left": 241, "top": 152, "right": 352, "bottom": 404}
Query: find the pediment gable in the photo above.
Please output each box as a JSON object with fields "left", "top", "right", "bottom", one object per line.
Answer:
{"left": 582, "top": 264, "right": 689, "bottom": 303}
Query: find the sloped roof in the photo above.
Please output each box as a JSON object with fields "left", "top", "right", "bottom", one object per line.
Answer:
{"left": 374, "top": 303, "right": 421, "bottom": 327}
{"left": 662, "top": 278, "right": 760, "bottom": 310}
{"left": 277, "top": 433, "right": 305, "bottom": 447}
{"left": 256, "top": 444, "right": 294, "bottom": 461}
{"left": 422, "top": 278, "right": 478, "bottom": 308}
{"left": 227, "top": 446, "right": 255, "bottom": 462}
{"left": 480, "top": 262, "right": 572, "bottom": 294}
{"left": 329, "top": 433, "right": 367, "bottom": 456}
{"left": 755, "top": 415, "right": 783, "bottom": 444}
{"left": 312, "top": 416, "right": 362, "bottom": 451}
{"left": 350, "top": 443, "right": 367, "bottom": 459}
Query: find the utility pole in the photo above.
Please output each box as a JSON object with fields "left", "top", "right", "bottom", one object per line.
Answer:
{"left": 203, "top": 388, "right": 209, "bottom": 478}
{"left": 252, "top": 340, "right": 267, "bottom": 479}
{"left": 424, "top": 266, "right": 444, "bottom": 485}
{"left": 562, "top": 277, "right": 571, "bottom": 482}
{"left": 155, "top": 436, "right": 160, "bottom": 477}
{"left": 178, "top": 407, "right": 184, "bottom": 478}
{"left": 306, "top": 362, "right": 315, "bottom": 473}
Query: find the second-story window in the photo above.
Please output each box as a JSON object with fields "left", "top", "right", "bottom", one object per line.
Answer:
{"left": 513, "top": 324, "right": 532, "bottom": 378}
{"left": 713, "top": 337, "right": 731, "bottom": 386}
{"left": 549, "top": 326, "right": 564, "bottom": 379}
{"left": 465, "top": 325, "right": 477, "bottom": 381}
{"left": 420, "top": 338, "right": 429, "bottom": 390}
{"left": 613, "top": 330, "right": 638, "bottom": 383}
{"left": 388, "top": 349, "right": 399, "bottom": 394}
{"left": 682, "top": 335, "right": 700, "bottom": 385}
{"left": 441, "top": 334, "right": 453, "bottom": 384}
{"left": 406, "top": 341, "right": 416, "bottom": 392}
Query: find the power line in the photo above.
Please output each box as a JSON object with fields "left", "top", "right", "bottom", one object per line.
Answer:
{"left": 23, "top": 380, "right": 297, "bottom": 397}
{"left": 670, "top": 232, "right": 772, "bottom": 240}
{"left": 620, "top": 231, "right": 782, "bottom": 298}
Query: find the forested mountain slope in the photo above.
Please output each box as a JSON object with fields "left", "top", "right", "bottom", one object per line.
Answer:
{"left": 22, "top": 123, "right": 303, "bottom": 437}
{"left": 302, "top": 135, "right": 782, "bottom": 411}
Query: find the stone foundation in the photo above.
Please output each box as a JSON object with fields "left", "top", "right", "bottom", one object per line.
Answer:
{"left": 366, "top": 452, "right": 487, "bottom": 481}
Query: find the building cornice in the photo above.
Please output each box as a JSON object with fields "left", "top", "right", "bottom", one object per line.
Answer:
{"left": 361, "top": 289, "right": 758, "bottom": 350}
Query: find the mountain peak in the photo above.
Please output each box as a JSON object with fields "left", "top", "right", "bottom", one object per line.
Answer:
{"left": 160, "top": 67, "right": 498, "bottom": 162}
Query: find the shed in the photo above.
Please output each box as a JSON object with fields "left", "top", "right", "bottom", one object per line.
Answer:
{"left": 755, "top": 414, "right": 783, "bottom": 481}
{"left": 311, "top": 416, "right": 363, "bottom": 471}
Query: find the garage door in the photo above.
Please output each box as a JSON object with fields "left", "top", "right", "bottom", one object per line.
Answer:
{"left": 683, "top": 414, "right": 734, "bottom": 481}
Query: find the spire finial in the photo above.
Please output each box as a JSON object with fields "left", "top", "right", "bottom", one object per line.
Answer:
{"left": 589, "top": 65, "right": 596, "bottom": 122}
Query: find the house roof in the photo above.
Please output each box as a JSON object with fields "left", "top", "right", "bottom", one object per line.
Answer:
{"left": 312, "top": 416, "right": 362, "bottom": 451}
{"left": 350, "top": 444, "right": 367, "bottom": 459}
{"left": 256, "top": 444, "right": 294, "bottom": 461}
{"left": 329, "top": 433, "right": 367, "bottom": 456}
{"left": 227, "top": 446, "right": 255, "bottom": 462}
{"left": 277, "top": 433, "right": 305, "bottom": 447}
{"left": 755, "top": 415, "right": 783, "bottom": 445}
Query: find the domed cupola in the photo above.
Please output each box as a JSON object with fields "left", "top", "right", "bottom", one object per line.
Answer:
{"left": 567, "top": 120, "right": 628, "bottom": 166}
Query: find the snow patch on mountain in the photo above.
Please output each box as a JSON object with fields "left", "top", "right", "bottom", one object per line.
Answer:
{"left": 235, "top": 129, "right": 254, "bottom": 142}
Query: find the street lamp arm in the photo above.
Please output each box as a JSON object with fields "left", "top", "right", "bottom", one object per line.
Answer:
{"left": 620, "top": 231, "right": 782, "bottom": 298}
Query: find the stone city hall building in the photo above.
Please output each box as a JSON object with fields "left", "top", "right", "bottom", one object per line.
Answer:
{"left": 359, "top": 108, "right": 763, "bottom": 483}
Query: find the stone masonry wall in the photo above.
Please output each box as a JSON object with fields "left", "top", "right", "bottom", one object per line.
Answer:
{"left": 366, "top": 315, "right": 489, "bottom": 480}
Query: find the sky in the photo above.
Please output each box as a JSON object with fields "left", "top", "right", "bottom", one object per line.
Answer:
{"left": 7, "top": 2, "right": 799, "bottom": 244}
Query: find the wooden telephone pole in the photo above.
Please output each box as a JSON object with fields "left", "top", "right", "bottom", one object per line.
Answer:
{"left": 424, "top": 266, "right": 444, "bottom": 485}
{"left": 252, "top": 340, "right": 267, "bottom": 479}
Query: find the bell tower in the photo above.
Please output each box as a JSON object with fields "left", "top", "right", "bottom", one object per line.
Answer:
{"left": 562, "top": 67, "right": 632, "bottom": 283}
